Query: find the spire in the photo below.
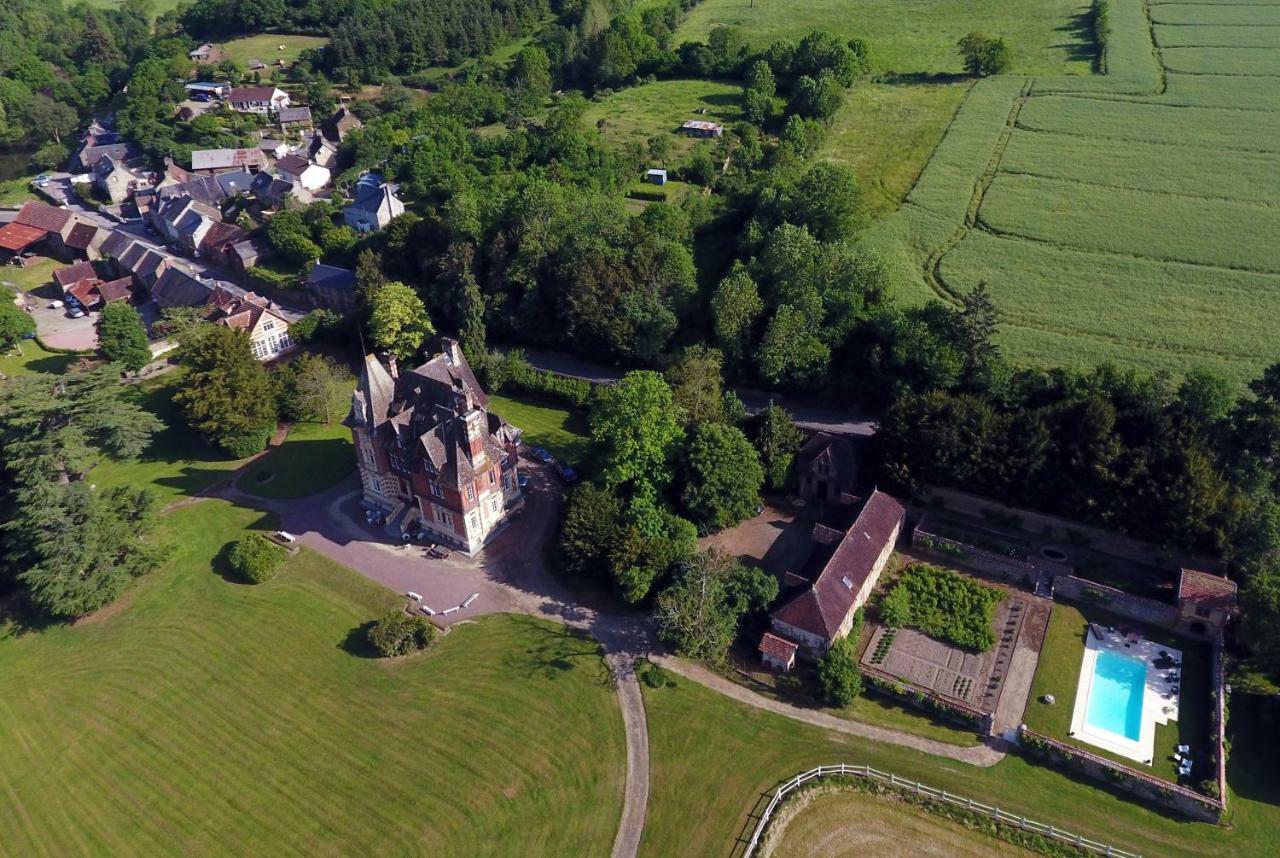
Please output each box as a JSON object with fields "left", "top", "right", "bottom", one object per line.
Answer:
{"left": 357, "top": 353, "right": 395, "bottom": 427}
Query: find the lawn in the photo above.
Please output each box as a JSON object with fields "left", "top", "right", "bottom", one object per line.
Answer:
{"left": 582, "top": 78, "right": 744, "bottom": 167}
{"left": 872, "top": 0, "right": 1280, "bottom": 383}
{"left": 640, "top": 672, "right": 1280, "bottom": 858}
{"left": 91, "top": 371, "right": 251, "bottom": 506}
{"left": 217, "top": 34, "right": 329, "bottom": 68}
{"left": 73, "top": 0, "right": 184, "bottom": 16}
{"left": 1023, "top": 602, "right": 1211, "bottom": 785}
{"left": 0, "top": 174, "right": 37, "bottom": 205}
{"left": 238, "top": 379, "right": 356, "bottom": 500}
{"left": 489, "top": 392, "right": 591, "bottom": 465}
{"left": 0, "top": 500, "right": 626, "bottom": 855}
{"left": 763, "top": 788, "right": 1034, "bottom": 856}
{"left": 0, "top": 337, "right": 78, "bottom": 377}
{"left": 675, "top": 0, "right": 1097, "bottom": 76}
{"left": 0, "top": 258, "right": 58, "bottom": 294}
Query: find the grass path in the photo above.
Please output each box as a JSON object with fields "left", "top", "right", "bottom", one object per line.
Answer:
{"left": 0, "top": 501, "right": 626, "bottom": 856}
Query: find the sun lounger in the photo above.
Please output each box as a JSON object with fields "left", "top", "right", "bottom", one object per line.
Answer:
{"left": 1177, "top": 744, "right": 1190, "bottom": 754}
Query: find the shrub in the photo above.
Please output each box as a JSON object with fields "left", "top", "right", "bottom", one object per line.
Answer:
{"left": 486, "top": 349, "right": 593, "bottom": 407}
{"left": 222, "top": 428, "right": 274, "bottom": 458}
{"left": 228, "top": 534, "right": 285, "bottom": 583}
{"left": 817, "top": 636, "right": 863, "bottom": 706}
{"left": 879, "top": 564, "right": 1002, "bottom": 651}
{"left": 367, "top": 611, "right": 437, "bottom": 657}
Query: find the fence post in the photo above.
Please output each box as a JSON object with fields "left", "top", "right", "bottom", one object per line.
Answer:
{"left": 889, "top": 773, "right": 896, "bottom": 788}
{"left": 967, "top": 798, "right": 974, "bottom": 810}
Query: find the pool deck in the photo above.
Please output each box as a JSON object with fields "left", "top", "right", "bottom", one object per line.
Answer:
{"left": 1069, "top": 629, "right": 1182, "bottom": 765}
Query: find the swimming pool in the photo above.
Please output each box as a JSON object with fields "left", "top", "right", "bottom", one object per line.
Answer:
{"left": 1084, "top": 650, "right": 1147, "bottom": 742}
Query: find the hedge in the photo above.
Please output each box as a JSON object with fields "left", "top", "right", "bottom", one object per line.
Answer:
{"left": 486, "top": 348, "right": 595, "bottom": 408}
{"left": 228, "top": 534, "right": 286, "bottom": 583}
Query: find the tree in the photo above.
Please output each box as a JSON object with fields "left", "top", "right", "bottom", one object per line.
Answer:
{"left": 753, "top": 403, "right": 804, "bottom": 491}
{"left": 368, "top": 281, "right": 434, "bottom": 361}
{"left": 559, "top": 484, "right": 624, "bottom": 580}
{"left": 0, "top": 294, "right": 35, "bottom": 349}
{"left": 355, "top": 248, "right": 388, "bottom": 305}
{"left": 610, "top": 495, "right": 698, "bottom": 603}
{"left": 666, "top": 345, "right": 727, "bottom": 425}
{"left": 174, "top": 325, "right": 278, "bottom": 456}
{"left": 266, "top": 210, "right": 322, "bottom": 264}
{"left": 367, "top": 611, "right": 436, "bottom": 657}
{"left": 711, "top": 263, "right": 763, "bottom": 361}
{"left": 789, "top": 70, "right": 844, "bottom": 121}
{"left": 228, "top": 534, "right": 285, "bottom": 583}
{"left": 758, "top": 304, "right": 831, "bottom": 389}
{"left": 276, "top": 353, "right": 350, "bottom": 423}
{"left": 590, "top": 370, "right": 683, "bottom": 493}
{"left": 681, "top": 423, "right": 764, "bottom": 530}
{"left": 957, "top": 32, "right": 1013, "bottom": 76}
{"left": 1240, "top": 567, "right": 1280, "bottom": 675}
{"left": 817, "top": 636, "right": 863, "bottom": 705}
{"left": 96, "top": 302, "right": 152, "bottom": 372}
{"left": 654, "top": 551, "right": 773, "bottom": 661}
{"left": 742, "top": 59, "right": 775, "bottom": 125}
{"left": 954, "top": 281, "right": 1002, "bottom": 386}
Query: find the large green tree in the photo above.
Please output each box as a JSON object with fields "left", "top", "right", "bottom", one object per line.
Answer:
{"left": 590, "top": 370, "right": 683, "bottom": 493}
{"left": 0, "top": 294, "right": 35, "bottom": 350}
{"left": 174, "top": 325, "right": 278, "bottom": 457}
{"left": 753, "top": 403, "right": 805, "bottom": 491}
{"left": 96, "top": 302, "right": 152, "bottom": 373}
{"left": 666, "top": 345, "right": 727, "bottom": 426}
{"left": 368, "top": 281, "right": 435, "bottom": 361}
{"left": 680, "top": 423, "right": 764, "bottom": 531}
{"left": 654, "top": 551, "right": 777, "bottom": 660}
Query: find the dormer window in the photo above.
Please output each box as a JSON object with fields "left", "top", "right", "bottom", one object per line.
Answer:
{"left": 262, "top": 320, "right": 274, "bottom": 331}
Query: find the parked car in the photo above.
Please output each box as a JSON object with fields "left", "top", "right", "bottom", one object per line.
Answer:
{"left": 48, "top": 299, "right": 63, "bottom": 309}
{"left": 517, "top": 474, "right": 529, "bottom": 490}
{"left": 192, "top": 93, "right": 211, "bottom": 102}
{"left": 531, "top": 446, "right": 555, "bottom": 464}
{"left": 67, "top": 307, "right": 85, "bottom": 319}
{"left": 556, "top": 461, "right": 578, "bottom": 484}
{"left": 33, "top": 174, "right": 49, "bottom": 186}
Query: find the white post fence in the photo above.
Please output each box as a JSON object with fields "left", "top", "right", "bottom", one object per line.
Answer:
{"left": 741, "top": 764, "right": 1141, "bottom": 858}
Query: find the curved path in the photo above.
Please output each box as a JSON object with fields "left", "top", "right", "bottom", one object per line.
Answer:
{"left": 606, "top": 653, "right": 650, "bottom": 858}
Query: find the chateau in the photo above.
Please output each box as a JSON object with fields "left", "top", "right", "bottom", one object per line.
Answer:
{"left": 347, "top": 339, "right": 524, "bottom": 554}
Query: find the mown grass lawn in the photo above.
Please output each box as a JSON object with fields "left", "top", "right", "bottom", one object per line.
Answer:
{"left": 489, "top": 392, "right": 591, "bottom": 465}
{"left": 1024, "top": 602, "right": 1211, "bottom": 784}
{"left": 0, "top": 174, "right": 38, "bottom": 205}
{"left": 0, "top": 501, "right": 626, "bottom": 856}
{"left": 640, "top": 673, "right": 1280, "bottom": 858}
{"left": 217, "top": 34, "right": 328, "bottom": 68}
{"left": 238, "top": 379, "right": 356, "bottom": 499}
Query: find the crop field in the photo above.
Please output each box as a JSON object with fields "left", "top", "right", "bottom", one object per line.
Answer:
{"left": 873, "top": 0, "right": 1280, "bottom": 383}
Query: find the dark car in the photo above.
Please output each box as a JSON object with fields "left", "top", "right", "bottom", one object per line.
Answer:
{"left": 556, "top": 461, "right": 578, "bottom": 484}
{"left": 530, "top": 446, "right": 555, "bottom": 464}
{"left": 517, "top": 474, "right": 529, "bottom": 491}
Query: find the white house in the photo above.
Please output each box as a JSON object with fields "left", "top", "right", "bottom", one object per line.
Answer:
{"left": 275, "top": 154, "right": 331, "bottom": 192}
{"left": 343, "top": 173, "right": 405, "bottom": 233}
{"left": 227, "top": 86, "right": 290, "bottom": 115}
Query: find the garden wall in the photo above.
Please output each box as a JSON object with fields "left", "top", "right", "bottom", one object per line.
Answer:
{"left": 912, "top": 521, "right": 1044, "bottom": 586}
{"left": 861, "top": 664, "right": 993, "bottom": 734}
{"left": 1017, "top": 727, "right": 1225, "bottom": 823}
{"left": 1053, "top": 575, "right": 1178, "bottom": 629}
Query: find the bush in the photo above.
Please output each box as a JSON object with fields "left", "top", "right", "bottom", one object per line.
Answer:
{"left": 367, "top": 611, "right": 437, "bottom": 657}
{"left": 879, "top": 564, "right": 1002, "bottom": 651}
{"left": 817, "top": 636, "right": 863, "bottom": 706}
{"left": 486, "top": 349, "right": 593, "bottom": 407}
{"left": 222, "top": 427, "right": 274, "bottom": 458}
{"left": 228, "top": 534, "right": 285, "bottom": 583}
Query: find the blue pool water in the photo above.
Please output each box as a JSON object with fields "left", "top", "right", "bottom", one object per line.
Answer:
{"left": 1085, "top": 650, "right": 1146, "bottom": 741}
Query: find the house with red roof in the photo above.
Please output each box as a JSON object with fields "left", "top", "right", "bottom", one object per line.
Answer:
{"left": 0, "top": 200, "right": 80, "bottom": 259}
{"left": 1176, "top": 569, "right": 1237, "bottom": 634}
{"left": 766, "top": 490, "right": 906, "bottom": 658}
{"left": 203, "top": 286, "right": 295, "bottom": 361}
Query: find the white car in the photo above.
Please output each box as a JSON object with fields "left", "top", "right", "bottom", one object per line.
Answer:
{"left": 48, "top": 299, "right": 63, "bottom": 309}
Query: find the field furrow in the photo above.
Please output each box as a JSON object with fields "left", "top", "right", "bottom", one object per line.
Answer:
{"left": 1162, "top": 45, "right": 1280, "bottom": 74}
{"left": 999, "top": 128, "right": 1280, "bottom": 201}
{"left": 1151, "top": 3, "right": 1280, "bottom": 23}
{"left": 1016, "top": 95, "right": 1280, "bottom": 151}
{"left": 977, "top": 173, "right": 1280, "bottom": 272}
{"left": 1155, "top": 23, "right": 1280, "bottom": 46}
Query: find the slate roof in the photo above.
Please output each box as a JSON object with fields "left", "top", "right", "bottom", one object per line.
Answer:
{"left": 772, "top": 490, "right": 905, "bottom": 641}
{"left": 276, "top": 154, "right": 311, "bottom": 176}
{"left": 797, "top": 432, "right": 857, "bottom": 488}
{"left": 1178, "top": 569, "right": 1238, "bottom": 611}
{"left": 215, "top": 170, "right": 256, "bottom": 197}
{"left": 151, "top": 266, "right": 213, "bottom": 308}
{"left": 278, "top": 106, "right": 312, "bottom": 124}
{"left": 73, "top": 136, "right": 141, "bottom": 171}
{"left": 306, "top": 263, "right": 355, "bottom": 292}
{"left": 229, "top": 86, "right": 282, "bottom": 102}
{"left": 324, "top": 107, "right": 362, "bottom": 141}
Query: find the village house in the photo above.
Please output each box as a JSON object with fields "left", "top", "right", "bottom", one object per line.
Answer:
{"left": 275, "top": 153, "right": 330, "bottom": 192}
{"left": 196, "top": 220, "right": 251, "bottom": 265}
{"left": 765, "top": 490, "right": 905, "bottom": 659}
{"left": 92, "top": 155, "right": 150, "bottom": 204}
{"left": 249, "top": 172, "right": 295, "bottom": 209}
{"left": 65, "top": 221, "right": 106, "bottom": 260}
{"left": 305, "top": 263, "right": 357, "bottom": 313}
{"left": 189, "top": 148, "right": 269, "bottom": 175}
{"left": 258, "top": 138, "right": 290, "bottom": 160}
{"left": 343, "top": 173, "right": 404, "bottom": 233}
{"left": 188, "top": 43, "right": 215, "bottom": 61}
{"left": 307, "top": 134, "right": 340, "bottom": 170}
{"left": 228, "top": 86, "right": 290, "bottom": 115}
{"left": 230, "top": 237, "right": 272, "bottom": 270}
{"left": 204, "top": 286, "right": 295, "bottom": 361}
{"left": 100, "top": 231, "right": 171, "bottom": 288}
{"left": 1177, "top": 569, "right": 1238, "bottom": 635}
{"left": 323, "top": 106, "right": 363, "bottom": 143}
{"left": 71, "top": 125, "right": 142, "bottom": 172}
{"left": 346, "top": 341, "right": 524, "bottom": 554}
{"left": 0, "top": 201, "right": 81, "bottom": 259}
{"left": 795, "top": 432, "right": 858, "bottom": 506}
{"left": 150, "top": 266, "right": 214, "bottom": 308}
{"left": 278, "top": 106, "right": 313, "bottom": 135}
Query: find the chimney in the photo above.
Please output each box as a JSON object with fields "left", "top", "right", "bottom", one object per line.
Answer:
{"left": 465, "top": 410, "right": 486, "bottom": 465}
{"left": 441, "top": 337, "right": 463, "bottom": 366}
{"left": 385, "top": 353, "right": 398, "bottom": 379}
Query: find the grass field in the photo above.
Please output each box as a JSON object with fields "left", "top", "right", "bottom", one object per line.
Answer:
{"left": 0, "top": 338, "right": 77, "bottom": 377}
{"left": 1024, "top": 603, "right": 1211, "bottom": 784}
{"left": 488, "top": 392, "right": 590, "bottom": 464}
{"left": 0, "top": 501, "right": 625, "bottom": 856}
{"left": 675, "top": 0, "right": 1097, "bottom": 76}
{"left": 217, "top": 34, "right": 328, "bottom": 68}
{"left": 239, "top": 381, "right": 356, "bottom": 499}
{"left": 75, "top": 0, "right": 183, "bottom": 16}
{"left": 762, "top": 788, "right": 1033, "bottom": 856}
{"left": 872, "top": 0, "right": 1280, "bottom": 383}
{"left": 582, "top": 78, "right": 743, "bottom": 168}
{"left": 640, "top": 673, "right": 1280, "bottom": 858}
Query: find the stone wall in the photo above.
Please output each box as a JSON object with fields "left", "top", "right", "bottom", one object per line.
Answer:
{"left": 1018, "top": 728, "right": 1225, "bottom": 823}
{"left": 862, "top": 665, "right": 993, "bottom": 733}
{"left": 912, "top": 523, "right": 1043, "bottom": 586}
{"left": 1053, "top": 575, "right": 1178, "bottom": 629}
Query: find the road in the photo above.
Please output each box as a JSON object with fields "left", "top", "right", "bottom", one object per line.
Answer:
{"left": 510, "top": 348, "right": 879, "bottom": 437}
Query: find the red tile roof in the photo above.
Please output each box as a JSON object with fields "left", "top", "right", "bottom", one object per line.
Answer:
{"left": 65, "top": 222, "right": 101, "bottom": 251}
{"left": 758, "top": 632, "right": 799, "bottom": 661}
{"left": 1178, "top": 569, "right": 1237, "bottom": 611}
{"left": 67, "top": 279, "right": 103, "bottom": 306}
{"left": 14, "top": 200, "right": 72, "bottom": 233}
{"left": 97, "top": 276, "right": 135, "bottom": 303}
{"left": 773, "top": 490, "right": 905, "bottom": 642}
{"left": 0, "top": 222, "right": 46, "bottom": 252}
{"left": 197, "top": 220, "right": 248, "bottom": 252}
{"left": 54, "top": 261, "right": 99, "bottom": 288}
